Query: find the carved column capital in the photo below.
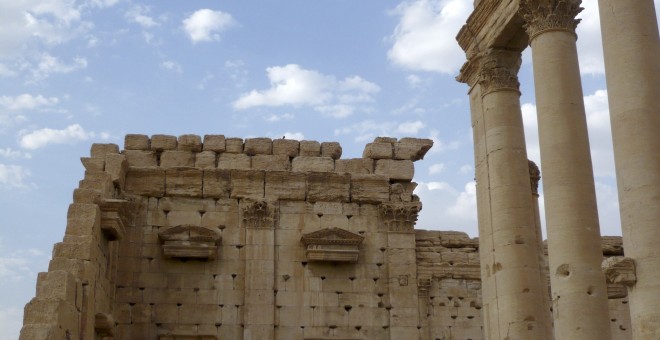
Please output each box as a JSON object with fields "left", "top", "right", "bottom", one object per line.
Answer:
{"left": 478, "top": 48, "right": 522, "bottom": 95}
{"left": 519, "top": 0, "right": 583, "bottom": 41}
{"left": 528, "top": 160, "right": 541, "bottom": 196}
{"left": 379, "top": 202, "right": 422, "bottom": 232}
{"left": 242, "top": 200, "right": 275, "bottom": 229}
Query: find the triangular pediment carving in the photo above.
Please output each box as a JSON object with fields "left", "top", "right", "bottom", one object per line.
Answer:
{"left": 301, "top": 228, "right": 364, "bottom": 262}
{"left": 158, "top": 225, "right": 221, "bottom": 260}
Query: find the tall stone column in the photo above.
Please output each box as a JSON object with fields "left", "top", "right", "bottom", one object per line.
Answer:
{"left": 519, "top": 1, "right": 611, "bottom": 339}
{"left": 598, "top": 0, "right": 660, "bottom": 337}
{"left": 464, "top": 48, "right": 552, "bottom": 339}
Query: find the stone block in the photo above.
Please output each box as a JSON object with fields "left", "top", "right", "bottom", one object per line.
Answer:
{"left": 73, "top": 188, "right": 102, "bottom": 204}
{"left": 124, "top": 134, "right": 150, "bottom": 150}
{"left": 151, "top": 134, "right": 177, "bottom": 150}
{"left": 218, "top": 153, "right": 251, "bottom": 170}
{"left": 375, "top": 159, "right": 414, "bottom": 181}
{"left": 244, "top": 137, "right": 273, "bottom": 155}
{"left": 291, "top": 157, "right": 334, "bottom": 172}
{"left": 231, "top": 170, "right": 264, "bottom": 199}
{"left": 36, "top": 270, "right": 77, "bottom": 302}
{"left": 252, "top": 154, "right": 290, "bottom": 171}
{"left": 265, "top": 171, "right": 306, "bottom": 201}
{"left": 80, "top": 157, "right": 104, "bottom": 172}
{"left": 165, "top": 167, "right": 202, "bottom": 197}
{"left": 195, "top": 150, "right": 216, "bottom": 169}
{"left": 335, "top": 158, "right": 374, "bottom": 174}
{"left": 65, "top": 203, "right": 101, "bottom": 236}
{"left": 177, "top": 134, "right": 202, "bottom": 152}
{"left": 362, "top": 142, "right": 393, "bottom": 159}
{"left": 105, "top": 153, "right": 128, "bottom": 187}
{"left": 203, "top": 134, "right": 226, "bottom": 152}
{"left": 160, "top": 151, "right": 195, "bottom": 168}
{"left": 273, "top": 139, "right": 299, "bottom": 157}
{"left": 394, "top": 138, "right": 433, "bottom": 161}
{"left": 374, "top": 136, "right": 397, "bottom": 144}
{"left": 321, "top": 142, "right": 342, "bottom": 159}
{"left": 300, "top": 140, "right": 321, "bottom": 156}
{"left": 225, "top": 137, "right": 244, "bottom": 153}
{"left": 90, "top": 143, "right": 119, "bottom": 158}
{"left": 23, "top": 298, "right": 78, "bottom": 331}
{"left": 350, "top": 174, "right": 390, "bottom": 203}
{"left": 307, "top": 172, "right": 350, "bottom": 202}
{"left": 123, "top": 150, "right": 158, "bottom": 167}
{"left": 203, "top": 169, "right": 231, "bottom": 198}
{"left": 125, "top": 167, "right": 165, "bottom": 197}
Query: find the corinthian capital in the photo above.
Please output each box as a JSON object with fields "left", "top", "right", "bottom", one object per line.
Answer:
{"left": 519, "top": 0, "right": 583, "bottom": 40}
{"left": 478, "top": 48, "right": 522, "bottom": 94}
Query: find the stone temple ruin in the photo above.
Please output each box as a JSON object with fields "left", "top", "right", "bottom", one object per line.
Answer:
{"left": 19, "top": 0, "right": 660, "bottom": 339}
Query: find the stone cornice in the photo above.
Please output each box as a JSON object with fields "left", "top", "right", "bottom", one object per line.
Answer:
{"left": 519, "top": 0, "right": 583, "bottom": 41}
{"left": 478, "top": 48, "right": 522, "bottom": 94}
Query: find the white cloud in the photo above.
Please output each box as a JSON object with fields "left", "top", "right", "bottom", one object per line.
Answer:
{"left": 406, "top": 74, "right": 422, "bottom": 87}
{"left": 86, "top": 0, "right": 120, "bottom": 8}
{"left": 282, "top": 132, "right": 305, "bottom": 140}
{"left": 160, "top": 60, "right": 182, "bottom": 73}
{"left": 0, "top": 148, "right": 31, "bottom": 159}
{"left": 264, "top": 113, "right": 294, "bottom": 123}
{"left": 0, "top": 164, "right": 31, "bottom": 189}
{"left": 396, "top": 120, "right": 425, "bottom": 134}
{"left": 233, "top": 64, "right": 380, "bottom": 118}
{"left": 387, "top": 0, "right": 471, "bottom": 74}
{"left": 0, "top": 94, "right": 59, "bottom": 110}
{"left": 19, "top": 124, "right": 95, "bottom": 149}
{"left": 459, "top": 164, "right": 473, "bottom": 175}
{"left": 29, "top": 54, "right": 87, "bottom": 82}
{"left": 427, "top": 129, "right": 460, "bottom": 153}
{"left": 125, "top": 5, "right": 159, "bottom": 28}
{"left": 414, "top": 181, "right": 478, "bottom": 236}
{"left": 428, "top": 163, "right": 445, "bottom": 174}
{"left": 182, "top": 9, "right": 236, "bottom": 44}
{"left": 225, "top": 59, "right": 248, "bottom": 88}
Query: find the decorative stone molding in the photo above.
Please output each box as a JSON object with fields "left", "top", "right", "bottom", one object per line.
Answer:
{"left": 478, "top": 48, "right": 522, "bottom": 94}
{"left": 158, "top": 225, "right": 221, "bottom": 259}
{"left": 379, "top": 202, "right": 422, "bottom": 232}
{"left": 519, "top": 0, "right": 583, "bottom": 41}
{"left": 99, "top": 199, "right": 129, "bottom": 241}
{"left": 241, "top": 200, "right": 275, "bottom": 229}
{"left": 528, "top": 160, "right": 541, "bottom": 196}
{"left": 300, "top": 227, "right": 364, "bottom": 262}
{"left": 602, "top": 256, "right": 636, "bottom": 287}
{"left": 94, "top": 313, "right": 115, "bottom": 337}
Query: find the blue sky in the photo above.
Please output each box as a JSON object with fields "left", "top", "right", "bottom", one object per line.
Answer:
{"left": 0, "top": 0, "right": 657, "bottom": 337}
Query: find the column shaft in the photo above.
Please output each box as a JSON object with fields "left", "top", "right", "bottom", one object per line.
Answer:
{"left": 598, "top": 0, "right": 660, "bottom": 337}
{"left": 470, "top": 49, "right": 552, "bottom": 339}
{"left": 521, "top": 1, "right": 612, "bottom": 337}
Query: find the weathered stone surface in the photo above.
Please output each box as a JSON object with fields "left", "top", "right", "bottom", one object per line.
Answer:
{"left": 203, "top": 134, "right": 226, "bottom": 152}
{"left": 394, "top": 138, "right": 433, "bottom": 161}
{"left": 350, "top": 174, "right": 389, "bottom": 203}
{"left": 81, "top": 157, "right": 104, "bottom": 172}
{"left": 299, "top": 140, "right": 321, "bottom": 157}
{"left": 151, "top": 134, "right": 178, "bottom": 151}
{"left": 602, "top": 256, "right": 636, "bottom": 287}
{"left": 321, "top": 142, "right": 342, "bottom": 159}
{"left": 252, "top": 155, "right": 290, "bottom": 171}
{"left": 375, "top": 159, "right": 414, "bottom": 181}
{"left": 125, "top": 167, "right": 165, "bottom": 197}
{"left": 91, "top": 143, "right": 119, "bottom": 158}
{"left": 124, "top": 134, "right": 150, "bottom": 150}
{"left": 230, "top": 170, "right": 264, "bottom": 199}
{"left": 160, "top": 151, "right": 195, "bottom": 168}
{"left": 195, "top": 151, "right": 216, "bottom": 169}
{"left": 217, "top": 153, "right": 251, "bottom": 170}
{"left": 273, "top": 139, "right": 299, "bottom": 157}
{"left": 362, "top": 142, "right": 392, "bottom": 159}
{"left": 244, "top": 138, "right": 273, "bottom": 155}
{"left": 202, "top": 169, "right": 230, "bottom": 198}
{"left": 265, "top": 171, "right": 305, "bottom": 201}
{"left": 291, "top": 157, "right": 333, "bottom": 172}
{"left": 165, "top": 167, "right": 202, "bottom": 197}
{"left": 334, "top": 158, "right": 374, "bottom": 174}
{"left": 177, "top": 134, "right": 202, "bottom": 152}
{"left": 225, "top": 137, "right": 244, "bottom": 153}
{"left": 105, "top": 153, "right": 128, "bottom": 187}
{"left": 307, "top": 172, "right": 350, "bottom": 202}
{"left": 123, "top": 150, "right": 158, "bottom": 167}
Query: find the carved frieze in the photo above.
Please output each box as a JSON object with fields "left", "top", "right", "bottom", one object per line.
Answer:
{"left": 300, "top": 227, "right": 365, "bottom": 262}
{"left": 478, "top": 48, "right": 522, "bottom": 94}
{"left": 519, "top": 0, "right": 583, "bottom": 40}
{"left": 602, "top": 256, "right": 636, "bottom": 287}
{"left": 528, "top": 160, "right": 541, "bottom": 196}
{"left": 158, "top": 225, "right": 221, "bottom": 259}
{"left": 379, "top": 202, "right": 421, "bottom": 232}
{"left": 241, "top": 200, "right": 275, "bottom": 229}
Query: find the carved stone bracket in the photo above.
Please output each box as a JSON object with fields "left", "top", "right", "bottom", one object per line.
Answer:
{"left": 94, "top": 313, "right": 115, "bottom": 337}
{"left": 478, "top": 48, "right": 522, "bottom": 94}
{"left": 519, "top": 0, "right": 583, "bottom": 41}
{"left": 602, "top": 256, "right": 636, "bottom": 287}
{"left": 528, "top": 160, "right": 541, "bottom": 196}
{"left": 241, "top": 200, "right": 275, "bottom": 229}
{"left": 379, "top": 202, "right": 422, "bottom": 232}
{"left": 99, "top": 199, "right": 129, "bottom": 241}
{"left": 158, "top": 225, "right": 221, "bottom": 259}
{"left": 301, "top": 227, "right": 365, "bottom": 263}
